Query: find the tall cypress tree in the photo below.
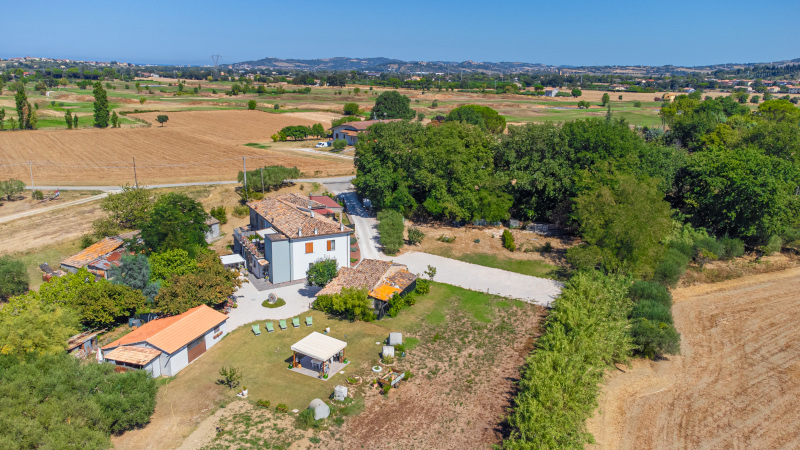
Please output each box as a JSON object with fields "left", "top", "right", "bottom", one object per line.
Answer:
{"left": 14, "top": 85, "right": 27, "bottom": 128}
{"left": 65, "top": 110, "right": 73, "bottom": 130}
{"left": 92, "top": 81, "right": 109, "bottom": 128}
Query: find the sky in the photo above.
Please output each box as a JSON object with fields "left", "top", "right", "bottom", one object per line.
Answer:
{"left": 2, "top": 0, "right": 799, "bottom": 67}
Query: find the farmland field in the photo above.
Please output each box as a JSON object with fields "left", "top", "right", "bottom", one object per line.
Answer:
{"left": 0, "top": 109, "right": 354, "bottom": 186}
{"left": 587, "top": 267, "right": 800, "bottom": 449}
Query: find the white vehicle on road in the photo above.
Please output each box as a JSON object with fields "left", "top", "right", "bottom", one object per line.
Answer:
{"left": 315, "top": 141, "right": 332, "bottom": 148}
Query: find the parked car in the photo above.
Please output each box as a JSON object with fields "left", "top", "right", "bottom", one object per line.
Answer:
{"left": 315, "top": 141, "right": 332, "bottom": 148}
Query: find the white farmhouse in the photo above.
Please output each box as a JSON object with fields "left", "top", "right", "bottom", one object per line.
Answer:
{"left": 233, "top": 194, "right": 353, "bottom": 284}
{"left": 100, "top": 305, "right": 228, "bottom": 377}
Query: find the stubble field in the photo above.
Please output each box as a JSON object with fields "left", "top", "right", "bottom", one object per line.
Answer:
{"left": 587, "top": 268, "right": 800, "bottom": 449}
{"left": 0, "top": 110, "right": 353, "bottom": 186}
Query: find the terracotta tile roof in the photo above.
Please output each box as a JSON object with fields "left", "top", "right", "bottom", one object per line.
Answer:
{"left": 62, "top": 237, "right": 124, "bottom": 268}
{"left": 385, "top": 269, "right": 417, "bottom": 291}
{"left": 103, "top": 305, "right": 228, "bottom": 354}
{"left": 104, "top": 346, "right": 162, "bottom": 366}
{"left": 280, "top": 193, "right": 326, "bottom": 210}
{"left": 316, "top": 259, "right": 416, "bottom": 300}
{"left": 247, "top": 194, "right": 349, "bottom": 239}
{"left": 309, "top": 195, "right": 342, "bottom": 209}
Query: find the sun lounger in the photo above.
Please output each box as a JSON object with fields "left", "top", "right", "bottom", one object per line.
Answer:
{"left": 305, "top": 316, "right": 313, "bottom": 326}
{"left": 252, "top": 324, "right": 261, "bottom": 336}
{"left": 292, "top": 317, "right": 300, "bottom": 328}
{"left": 265, "top": 322, "right": 274, "bottom": 333}
{"left": 279, "top": 319, "right": 287, "bottom": 330}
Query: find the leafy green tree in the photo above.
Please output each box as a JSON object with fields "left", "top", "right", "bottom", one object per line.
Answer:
{"left": 311, "top": 123, "right": 326, "bottom": 137}
{"left": 149, "top": 248, "right": 198, "bottom": 282}
{"left": 750, "top": 95, "right": 760, "bottom": 104}
{"left": 757, "top": 99, "right": 800, "bottom": 123}
{"left": 0, "top": 353, "right": 157, "bottom": 447}
{"left": 678, "top": 147, "right": 800, "bottom": 242}
{"left": 139, "top": 193, "right": 209, "bottom": 255}
{"left": 0, "top": 179, "right": 25, "bottom": 201}
{"left": 372, "top": 90, "right": 415, "bottom": 120}
{"left": 377, "top": 209, "right": 405, "bottom": 255}
{"left": 571, "top": 88, "right": 582, "bottom": 97}
{"left": 313, "top": 287, "right": 375, "bottom": 321}
{"left": 109, "top": 254, "right": 160, "bottom": 303}
{"left": 630, "top": 318, "right": 681, "bottom": 359}
{"left": 0, "top": 256, "right": 28, "bottom": 301}
{"left": 64, "top": 109, "right": 73, "bottom": 129}
{"left": 155, "top": 114, "right": 169, "bottom": 126}
{"left": 238, "top": 165, "right": 300, "bottom": 193}
{"left": 247, "top": 99, "right": 256, "bottom": 110}
{"left": 343, "top": 102, "right": 359, "bottom": 115}
{"left": 0, "top": 108, "right": 5, "bottom": 130}
{"left": 279, "top": 125, "right": 311, "bottom": 140}
{"left": 111, "top": 111, "right": 119, "bottom": 128}
{"left": 73, "top": 114, "right": 79, "bottom": 128}
{"left": 14, "top": 85, "right": 31, "bottom": 129}
{"left": 92, "top": 81, "right": 110, "bottom": 128}
{"left": 333, "top": 139, "right": 347, "bottom": 151}
{"left": 601, "top": 92, "right": 610, "bottom": 106}
{"left": 567, "top": 172, "right": 673, "bottom": 277}
{"left": 100, "top": 184, "right": 153, "bottom": 229}
{"left": 154, "top": 252, "right": 242, "bottom": 315}
{"left": 446, "top": 104, "right": 506, "bottom": 134}
{"left": 306, "top": 258, "right": 339, "bottom": 287}
{"left": 417, "top": 111, "right": 425, "bottom": 122}
{"left": 0, "top": 302, "right": 79, "bottom": 361}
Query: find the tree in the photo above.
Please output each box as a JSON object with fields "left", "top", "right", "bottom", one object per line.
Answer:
{"left": 139, "top": 97, "right": 146, "bottom": 105}
{"left": 247, "top": 100, "right": 257, "bottom": 110}
{"left": 343, "top": 102, "right": 359, "bottom": 115}
{"left": 0, "top": 179, "right": 25, "bottom": 201}
{"left": 109, "top": 254, "right": 160, "bottom": 303}
{"left": 100, "top": 184, "right": 154, "bottom": 229}
{"left": 750, "top": 95, "right": 760, "bottom": 104}
{"left": 372, "top": 90, "right": 415, "bottom": 120}
{"left": 306, "top": 258, "right": 339, "bottom": 287}
{"left": 238, "top": 165, "right": 300, "bottom": 193}
{"left": 218, "top": 366, "right": 242, "bottom": 390}
{"left": 155, "top": 252, "right": 242, "bottom": 315}
{"left": 14, "top": 85, "right": 31, "bottom": 129}
{"left": 155, "top": 115, "right": 169, "bottom": 127}
{"left": 377, "top": 209, "right": 404, "bottom": 255}
{"left": 417, "top": 111, "right": 425, "bottom": 122}
{"left": 567, "top": 172, "right": 673, "bottom": 277}
{"left": 311, "top": 123, "right": 326, "bottom": 138}
{"left": 313, "top": 287, "right": 375, "bottom": 321}
{"left": 0, "top": 302, "right": 79, "bottom": 361}
{"left": 139, "top": 193, "right": 209, "bottom": 255}
{"left": 135, "top": 81, "right": 141, "bottom": 93}
{"left": 92, "top": 81, "right": 110, "bottom": 128}
{"left": 571, "top": 88, "right": 582, "bottom": 97}
{"left": 446, "top": 104, "right": 506, "bottom": 134}
{"left": 0, "top": 353, "right": 157, "bottom": 447}
{"left": 0, "top": 108, "right": 4, "bottom": 130}
{"left": 149, "top": 248, "right": 198, "bottom": 282}
{"left": 601, "top": 92, "right": 610, "bottom": 106}
{"left": 0, "top": 256, "right": 28, "bottom": 301}
{"left": 64, "top": 109, "right": 73, "bottom": 129}
{"left": 279, "top": 125, "right": 311, "bottom": 140}
{"left": 111, "top": 111, "right": 119, "bottom": 128}
{"left": 757, "top": 99, "right": 800, "bottom": 123}
{"left": 73, "top": 114, "right": 79, "bottom": 128}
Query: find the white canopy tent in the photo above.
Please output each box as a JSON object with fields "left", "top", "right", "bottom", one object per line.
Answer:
{"left": 220, "top": 254, "right": 246, "bottom": 268}
{"left": 291, "top": 332, "right": 347, "bottom": 361}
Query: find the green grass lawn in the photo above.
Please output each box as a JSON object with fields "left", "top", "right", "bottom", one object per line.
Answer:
{"left": 165, "top": 282, "right": 527, "bottom": 412}
{"left": 424, "top": 247, "right": 564, "bottom": 280}
{"left": 11, "top": 238, "right": 84, "bottom": 290}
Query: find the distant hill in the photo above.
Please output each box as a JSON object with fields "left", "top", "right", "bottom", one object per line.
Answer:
{"left": 233, "top": 56, "right": 800, "bottom": 75}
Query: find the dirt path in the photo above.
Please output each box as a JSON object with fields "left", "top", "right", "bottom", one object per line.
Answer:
{"left": 0, "top": 193, "right": 111, "bottom": 224}
{"left": 587, "top": 268, "right": 800, "bottom": 449}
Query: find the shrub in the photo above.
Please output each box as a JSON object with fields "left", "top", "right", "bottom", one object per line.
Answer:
{"left": 415, "top": 279, "right": 430, "bottom": 294}
{"left": 693, "top": 236, "right": 724, "bottom": 262}
{"left": 296, "top": 408, "right": 320, "bottom": 429}
{"left": 407, "top": 226, "right": 425, "bottom": 245}
{"left": 540, "top": 242, "right": 553, "bottom": 253}
{"left": 633, "top": 101, "right": 642, "bottom": 107}
{"left": 343, "top": 103, "right": 359, "bottom": 115}
{"left": 261, "top": 298, "right": 286, "bottom": 308}
{"left": 232, "top": 205, "right": 249, "bottom": 218}
{"left": 306, "top": 258, "right": 339, "bottom": 287}
{"left": 276, "top": 403, "right": 288, "bottom": 413}
{"left": 209, "top": 206, "right": 228, "bottom": 225}
{"left": 628, "top": 280, "right": 671, "bottom": 309}
{"left": 313, "top": 287, "right": 375, "bottom": 321}
{"left": 630, "top": 318, "right": 681, "bottom": 359}
{"left": 333, "top": 139, "right": 347, "bottom": 151}
{"left": 257, "top": 399, "right": 270, "bottom": 408}
{"left": 652, "top": 248, "right": 690, "bottom": 288}
{"left": 668, "top": 241, "right": 695, "bottom": 260}
{"left": 31, "top": 190, "right": 44, "bottom": 200}
{"left": 630, "top": 299, "right": 673, "bottom": 324}
{"left": 377, "top": 209, "right": 404, "bottom": 255}
{"left": 350, "top": 236, "right": 357, "bottom": 245}
{"left": 273, "top": 103, "right": 280, "bottom": 110}
{"left": 247, "top": 100, "right": 256, "bottom": 110}
{"left": 80, "top": 233, "right": 97, "bottom": 249}
{"left": 437, "top": 235, "right": 456, "bottom": 243}
{"left": 718, "top": 236, "right": 745, "bottom": 259}
{"left": 762, "top": 235, "right": 783, "bottom": 255}
{"left": 502, "top": 229, "right": 516, "bottom": 252}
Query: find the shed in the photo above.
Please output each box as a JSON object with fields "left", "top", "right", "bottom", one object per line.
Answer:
{"left": 388, "top": 332, "right": 402, "bottom": 346}
{"left": 291, "top": 332, "right": 347, "bottom": 377}
{"left": 205, "top": 217, "right": 221, "bottom": 242}
{"left": 309, "top": 398, "right": 330, "bottom": 420}
{"left": 220, "top": 253, "right": 246, "bottom": 269}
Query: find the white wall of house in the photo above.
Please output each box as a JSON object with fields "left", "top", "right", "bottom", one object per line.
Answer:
{"left": 290, "top": 234, "right": 351, "bottom": 280}
{"left": 144, "top": 359, "right": 162, "bottom": 377}
{"left": 204, "top": 321, "right": 227, "bottom": 350}
{"left": 163, "top": 347, "right": 189, "bottom": 377}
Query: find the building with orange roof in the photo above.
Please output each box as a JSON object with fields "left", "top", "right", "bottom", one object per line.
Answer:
{"left": 316, "top": 259, "right": 417, "bottom": 319}
{"left": 100, "top": 305, "right": 228, "bottom": 376}
{"left": 60, "top": 231, "right": 139, "bottom": 279}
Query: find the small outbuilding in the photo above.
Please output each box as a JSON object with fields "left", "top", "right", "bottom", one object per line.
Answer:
{"left": 290, "top": 332, "right": 348, "bottom": 379}
{"left": 205, "top": 217, "right": 221, "bottom": 242}
{"left": 220, "top": 253, "right": 246, "bottom": 270}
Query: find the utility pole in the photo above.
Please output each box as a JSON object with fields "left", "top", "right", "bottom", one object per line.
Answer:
{"left": 242, "top": 156, "right": 248, "bottom": 201}
{"left": 133, "top": 157, "right": 138, "bottom": 188}
{"left": 260, "top": 166, "right": 264, "bottom": 193}
{"left": 28, "top": 161, "right": 34, "bottom": 190}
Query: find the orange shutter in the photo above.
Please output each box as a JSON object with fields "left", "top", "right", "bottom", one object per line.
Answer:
{"left": 327, "top": 240, "right": 333, "bottom": 251}
{"left": 305, "top": 242, "right": 313, "bottom": 254}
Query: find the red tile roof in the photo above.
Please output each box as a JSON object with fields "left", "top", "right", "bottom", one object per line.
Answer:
{"left": 316, "top": 259, "right": 416, "bottom": 302}
{"left": 103, "top": 305, "right": 228, "bottom": 354}
{"left": 247, "top": 194, "right": 349, "bottom": 239}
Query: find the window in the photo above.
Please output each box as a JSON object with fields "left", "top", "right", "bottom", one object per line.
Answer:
{"left": 305, "top": 242, "right": 313, "bottom": 254}
{"left": 327, "top": 240, "right": 335, "bottom": 251}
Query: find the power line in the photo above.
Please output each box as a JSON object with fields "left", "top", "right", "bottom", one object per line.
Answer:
{"left": 0, "top": 155, "right": 285, "bottom": 169}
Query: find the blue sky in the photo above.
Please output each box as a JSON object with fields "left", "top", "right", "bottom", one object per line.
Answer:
{"left": 2, "top": 0, "right": 799, "bottom": 67}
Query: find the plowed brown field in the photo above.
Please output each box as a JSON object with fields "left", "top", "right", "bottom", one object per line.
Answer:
{"left": 587, "top": 268, "right": 800, "bottom": 449}
{"left": 0, "top": 110, "right": 353, "bottom": 186}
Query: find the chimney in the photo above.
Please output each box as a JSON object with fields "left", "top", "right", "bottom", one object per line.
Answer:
{"left": 298, "top": 228, "right": 302, "bottom": 237}
{"left": 340, "top": 222, "right": 344, "bottom": 231}
{"left": 310, "top": 211, "right": 315, "bottom": 218}
{"left": 314, "top": 227, "right": 318, "bottom": 235}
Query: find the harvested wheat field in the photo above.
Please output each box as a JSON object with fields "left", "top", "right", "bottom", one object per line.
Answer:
{"left": 587, "top": 268, "right": 800, "bottom": 449}
{"left": 0, "top": 110, "right": 354, "bottom": 186}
